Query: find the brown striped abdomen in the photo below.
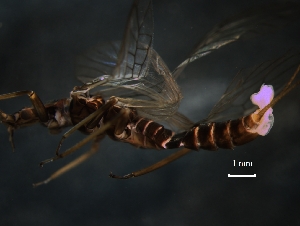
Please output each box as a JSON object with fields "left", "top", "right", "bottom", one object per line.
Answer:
{"left": 165, "top": 114, "right": 259, "bottom": 150}
{"left": 106, "top": 106, "right": 260, "bottom": 151}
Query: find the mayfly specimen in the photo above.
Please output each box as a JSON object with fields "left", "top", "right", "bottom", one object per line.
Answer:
{"left": 0, "top": 0, "right": 299, "bottom": 186}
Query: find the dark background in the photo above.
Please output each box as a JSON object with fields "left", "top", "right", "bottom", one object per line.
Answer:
{"left": 0, "top": 0, "right": 300, "bottom": 225}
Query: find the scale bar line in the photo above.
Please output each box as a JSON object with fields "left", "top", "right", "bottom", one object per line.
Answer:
{"left": 228, "top": 174, "right": 256, "bottom": 177}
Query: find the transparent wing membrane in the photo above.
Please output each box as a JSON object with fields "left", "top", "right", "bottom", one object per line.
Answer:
{"left": 173, "top": 2, "right": 300, "bottom": 78}
{"left": 117, "top": 49, "right": 182, "bottom": 122}
{"left": 76, "top": 0, "right": 153, "bottom": 87}
{"left": 76, "top": 41, "right": 120, "bottom": 84}
{"left": 113, "top": 0, "right": 153, "bottom": 81}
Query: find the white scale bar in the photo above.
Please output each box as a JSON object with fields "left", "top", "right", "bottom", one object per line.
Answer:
{"left": 228, "top": 174, "right": 256, "bottom": 178}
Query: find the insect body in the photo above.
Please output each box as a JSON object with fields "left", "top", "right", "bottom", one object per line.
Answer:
{"left": 1, "top": 0, "right": 300, "bottom": 185}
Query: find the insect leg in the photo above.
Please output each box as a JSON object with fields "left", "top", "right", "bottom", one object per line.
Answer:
{"left": 109, "top": 148, "right": 192, "bottom": 179}
{"left": 55, "top": 97, "right": 118, "bottom": 156}
{"left": 0, "top": 110, "right": 17, "bottom": 151}
{"left": 0, "top": 90, "right": 48, "bottom": 122}
{"left": 0, "top": 90, "right": 48, "bottom": 151}
{"left": 40, "top": 107, "right": 124, "bottom": 167}
{"left": 33, "top": 137, "right": 102, "bottom": 187}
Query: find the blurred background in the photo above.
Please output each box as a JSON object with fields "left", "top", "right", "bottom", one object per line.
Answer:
{"left": 0, "top": 0, "right": 299, "bottom": 225}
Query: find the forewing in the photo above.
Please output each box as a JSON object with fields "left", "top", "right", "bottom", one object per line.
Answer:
{"left": 173, "top": 2, "right": 300, "bottom": 78}
{"left": 113, "top": 0, "right": 153, "bottom": 82}
{"left": 202, "top": 50, "right": 300, "bottom": 123}
{"left": 76, "top": 0, "right": 153, "bottom": 86}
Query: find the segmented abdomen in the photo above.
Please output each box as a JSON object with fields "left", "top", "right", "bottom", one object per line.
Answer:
{"left": 115, "top": 108, "right": 260, "bottom": 151}
{"left": 165, "top": 114, "right": 259, "bottom": 150}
